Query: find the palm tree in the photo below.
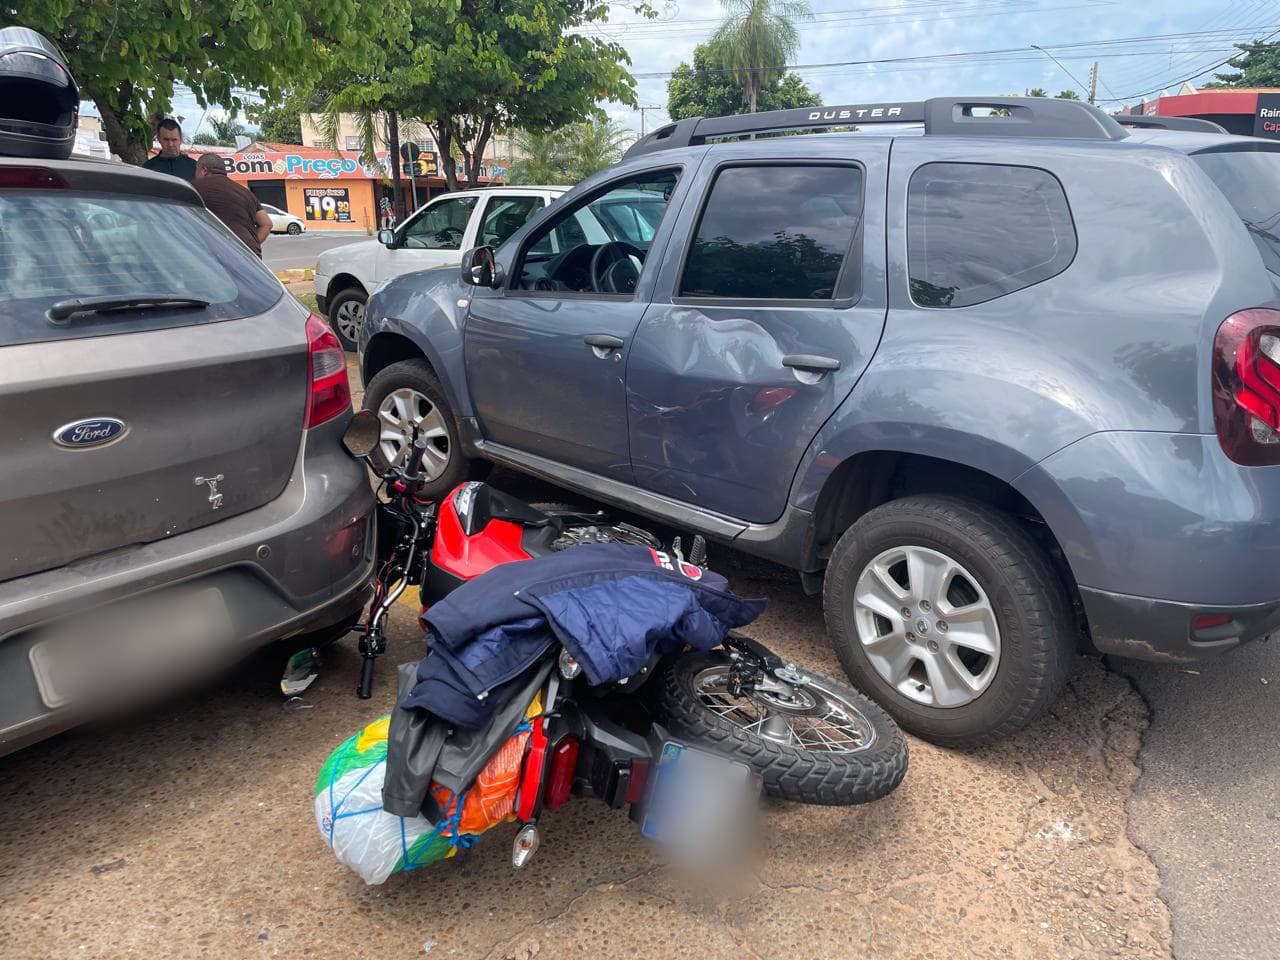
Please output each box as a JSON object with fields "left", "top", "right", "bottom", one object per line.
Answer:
{"left": 711, "top": 0, "right": 812, "bottom": 114}
{"left": 1027, "top": 87, "right": 1048, "bottom": 98}
{"left": 505, "top": 129, "right": 568, "bottom": 184}
{"left": 562, "top": 119, "right": 634, "bottom": 181}
{"left": 1057, "top": 89, "right": 1081, "bottom": 100}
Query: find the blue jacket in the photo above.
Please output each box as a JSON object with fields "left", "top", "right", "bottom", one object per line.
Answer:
{"left": 401, "top": 543, "right": 765, "bottom": 728}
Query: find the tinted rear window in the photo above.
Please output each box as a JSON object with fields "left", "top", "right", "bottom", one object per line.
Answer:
{"left": 907, "top": 162, "right": 1076, "bottom": 308}
{"left": 0, "top": 190, "right": 281, "bottom": 346}
{"left": 680, "top": 164, "right": 863, "bottom": 301}
{"left": 1193, "top": 148, "right": 1280, "bottom": 276}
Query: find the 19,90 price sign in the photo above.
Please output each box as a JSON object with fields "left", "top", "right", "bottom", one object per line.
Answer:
{"left": 303, "top": 187, "right": 352, "bottom": 222}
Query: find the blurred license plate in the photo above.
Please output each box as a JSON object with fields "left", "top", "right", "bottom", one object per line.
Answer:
{"left": 641, "top": 741, "right": 759, "bottom": 848}
{"left": 29, "top": 587, "right": 233, "bottom": 709}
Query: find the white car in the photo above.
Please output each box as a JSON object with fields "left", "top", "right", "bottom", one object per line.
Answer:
{"left": 314, "top": 185, "right": 566, "bottom": 348}
{"left": 262, "top": 203, "right": 306, "bottom": 235}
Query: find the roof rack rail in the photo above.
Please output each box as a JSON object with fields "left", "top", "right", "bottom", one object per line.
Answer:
{"left": 624, "top": 96, "right": 1129, "bottom": 159}
{"left": 1113, "top": 114, "right": 1229, "bottom": 134}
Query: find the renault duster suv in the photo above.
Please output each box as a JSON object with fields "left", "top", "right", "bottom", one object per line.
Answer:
{"left": 358, "top": 97, "right": 1280, "bottom": 745}
{"left": 0, "top": 156, "right": 375, "bottom": 755}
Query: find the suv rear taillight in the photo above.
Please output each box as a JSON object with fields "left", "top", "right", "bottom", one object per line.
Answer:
{"left": 1213, "top": 308, "right": 1280, "bottom": 465}
{"left": 304, "top": 312, "right": 351, "bottom": 428}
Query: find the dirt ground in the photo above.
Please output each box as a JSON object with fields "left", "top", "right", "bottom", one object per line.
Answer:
{"left": 0, "top": 544, "right": 1171, "bottom": 960}
{"left": 0, "top": 338, "right": 1173, "bottom": 958}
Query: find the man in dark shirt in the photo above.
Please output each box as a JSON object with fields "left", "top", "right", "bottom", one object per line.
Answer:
{"left": 142, "top": 119, "right": 197, "bottom": 182}
{"left": 192, "top": 153, "right": 272, "bottom": 258}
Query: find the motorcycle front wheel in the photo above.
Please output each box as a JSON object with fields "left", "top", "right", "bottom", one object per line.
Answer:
{"left": 654, "top": 651, "right": 909, "bottom": 806}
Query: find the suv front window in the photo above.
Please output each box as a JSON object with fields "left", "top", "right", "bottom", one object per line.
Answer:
{"left": 402, "top": 195, "right": 477, "bottom": 250}
{"left": 515, "top": 171, "right": 680, "bottom": 295}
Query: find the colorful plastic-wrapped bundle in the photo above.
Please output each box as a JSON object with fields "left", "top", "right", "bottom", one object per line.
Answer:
{"left": 314, "top": 714, "right": 532, "bottom": 884}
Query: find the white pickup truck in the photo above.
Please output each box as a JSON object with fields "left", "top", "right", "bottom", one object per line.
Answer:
{"left": 314, "top": 185, "right": 567, "bottom": 348}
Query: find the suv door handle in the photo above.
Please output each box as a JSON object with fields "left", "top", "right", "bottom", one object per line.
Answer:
{"left": 782, "top": 354, "right": 841, "bottom": 373}
{"left": 584, "top": 334, "right": 624, "bottom": 349}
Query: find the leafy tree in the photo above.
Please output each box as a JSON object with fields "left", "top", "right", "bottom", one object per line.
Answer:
{"left": 711, "top": 0, "right": 812, "bottom": 113}
{"left": 247, "top": 95, "right": 317, "bottom": 145}
{"left": 1027, "top": 87, "right": 1048, "bottom": 98}
{"left": 320, "top": 0, "right": 644, "bottom": 191}
{"left": 2, "top": 0, "right": 409, "bottom": 163}
{"left": 668, "top": 41, "right": 820, "bottom": 119}
{"left": 191, "top": 132, "right": 220, "bottom": 146}
{"left": 1057, "top": 88, "right": 1080, "bottom": 100}
{"left": 1207, "top": 40, "right": 1280, "bottom": 88}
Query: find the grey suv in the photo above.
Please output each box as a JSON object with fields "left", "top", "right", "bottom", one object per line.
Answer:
{"left": 359, "top": 98, "right": 1280, "bottom": 745}
{"left": 0, "top": 156, "right": 375, "bottom": 755}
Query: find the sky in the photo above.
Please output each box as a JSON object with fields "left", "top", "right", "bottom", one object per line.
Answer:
{"left": 135, "top": 0, "right": 1279, "bottom": 140}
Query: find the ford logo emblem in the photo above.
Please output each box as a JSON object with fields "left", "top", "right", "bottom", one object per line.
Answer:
{"left": 52, "top": 417, "right": 127, "bottom": 448}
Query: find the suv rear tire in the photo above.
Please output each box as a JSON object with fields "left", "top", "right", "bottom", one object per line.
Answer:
{"left": 328, "top": 288, "right": 367, "bottom": 351}
{"left": 823, "top": 495, "right": 1072, "bottom": 748}
{"left": 362, "top": 359, "right": 471, "bottom": 499}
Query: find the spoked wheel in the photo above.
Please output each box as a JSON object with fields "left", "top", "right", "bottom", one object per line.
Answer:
{"left": 655, "top": 651, "right": 908, "bottom": 805}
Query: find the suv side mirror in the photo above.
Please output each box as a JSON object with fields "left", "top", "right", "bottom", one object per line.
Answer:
{"left": 461, "top": 245, "right": 503, "bottom": 288}
{"left": 377, "top": 228, "right": 397, "bottom": 247}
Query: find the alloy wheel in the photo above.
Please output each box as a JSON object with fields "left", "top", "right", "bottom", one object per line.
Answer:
{"left": 852, "top": 545, "right": 1000, "bottom": 708}
{"left": 375, "top": 387, "right": 451, "bottom": 476}
{"left": 334, "top": 299, "right": 365, "bottom": 344}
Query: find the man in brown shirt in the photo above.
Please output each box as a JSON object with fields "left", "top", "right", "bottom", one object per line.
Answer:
{"left": 193, "top": 153, "right": 272, "bottom": 257}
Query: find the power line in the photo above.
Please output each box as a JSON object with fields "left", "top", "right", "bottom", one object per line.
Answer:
{"left": 1095, "top": 26, "right": 1280, "bottom": 101}
{"left": 623, "top": 26, "right": 1280, "bottom": 79}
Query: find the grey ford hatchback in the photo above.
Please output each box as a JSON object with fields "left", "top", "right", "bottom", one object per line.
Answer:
{"left": 0, "top": 29, "right": 374, "bottom": 756}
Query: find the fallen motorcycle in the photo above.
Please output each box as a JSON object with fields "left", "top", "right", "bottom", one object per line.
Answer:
{"left": 316, "top": 411, "right": 908, "bottom": 884}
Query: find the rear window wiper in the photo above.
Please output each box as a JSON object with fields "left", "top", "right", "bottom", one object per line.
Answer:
{"left": 46, "top": 295, "right": 211, "bottom": 326}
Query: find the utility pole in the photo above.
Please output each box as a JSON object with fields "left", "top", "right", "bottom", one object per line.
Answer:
{"left": 637, "top": 105, "right": 664, "bottom": 137}
{"left": 1088, "top": 61, "right": 1099, "bottom": 105}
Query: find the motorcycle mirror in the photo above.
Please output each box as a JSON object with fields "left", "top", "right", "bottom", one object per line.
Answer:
{"left": 341, "top": 410, "right": 379, "bottom": 458}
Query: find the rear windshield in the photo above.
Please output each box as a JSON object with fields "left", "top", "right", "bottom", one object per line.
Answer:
{"left": 0, "top": 190, "right": 281, "bottom": 346}
{"left": 1193, "top": 148, "right": 1280, "bottom": 276}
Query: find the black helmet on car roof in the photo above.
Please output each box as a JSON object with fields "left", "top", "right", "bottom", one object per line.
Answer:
{"left": 0, "top": 26, "right": 79, "bottom": 160}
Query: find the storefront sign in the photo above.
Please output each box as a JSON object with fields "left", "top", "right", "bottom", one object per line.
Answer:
{"left": 222, "top": 150, "right": 393, "bottom": 181}
{"left": 1254, "top": 93, "right": 1280, "bottom": 139}
{"left": 303, "top": 186, "right": 353, "bottom": 222}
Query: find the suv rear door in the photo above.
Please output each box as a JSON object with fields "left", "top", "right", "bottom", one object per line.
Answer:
{"left": 0, "top": 167, "right": 306, "bottom": 582}
{"left": 627, "top": 141, "right": 890, "bottom": 523}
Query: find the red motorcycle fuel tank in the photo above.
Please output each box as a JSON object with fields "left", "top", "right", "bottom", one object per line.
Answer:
{"left": 420, "top": 482, "right": 541, "bottom": 608}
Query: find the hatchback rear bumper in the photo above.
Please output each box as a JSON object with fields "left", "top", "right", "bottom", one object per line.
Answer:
{"left": 1080, "top": 586, "right": 1280, "bottom": 662}
{"left": 0, "top": 416, "right": 375, "bottom": 756}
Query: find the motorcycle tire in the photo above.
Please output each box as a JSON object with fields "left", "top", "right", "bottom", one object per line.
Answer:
{"left": 654, "top": 651, "right": 908, "bottom": 806}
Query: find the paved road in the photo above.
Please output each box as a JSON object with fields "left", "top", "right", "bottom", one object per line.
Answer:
{"left": 262, "top": 231, "right": 366, "bottom": 273}
{"left": 1114, "top": 641, "right": 1280, "bottom": 960}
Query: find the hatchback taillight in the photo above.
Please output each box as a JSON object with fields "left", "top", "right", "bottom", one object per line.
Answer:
{"left": 1213, "top": 308, "right": 1280, "bottom": 465}
{"left": 304, "top": 312, "right": 351, "bottom": 428}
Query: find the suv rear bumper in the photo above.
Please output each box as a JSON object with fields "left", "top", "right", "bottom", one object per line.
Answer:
{"left": 1080, "top": 586, "right": 1280, "bottom": 662}
{"left": 0, "top": 416, "right": 375, "bottom": 756}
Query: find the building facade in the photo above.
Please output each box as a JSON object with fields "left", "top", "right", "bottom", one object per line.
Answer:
{"left": 1123, "top": 87, "right": 1280, "bottom": 139}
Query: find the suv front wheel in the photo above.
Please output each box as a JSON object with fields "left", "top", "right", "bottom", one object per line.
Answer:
{"left": 823, "top": 495, "right": 1073, "bottom": 748}
{"left": 362, "top": 359, "right": 471, "bottom": 498}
